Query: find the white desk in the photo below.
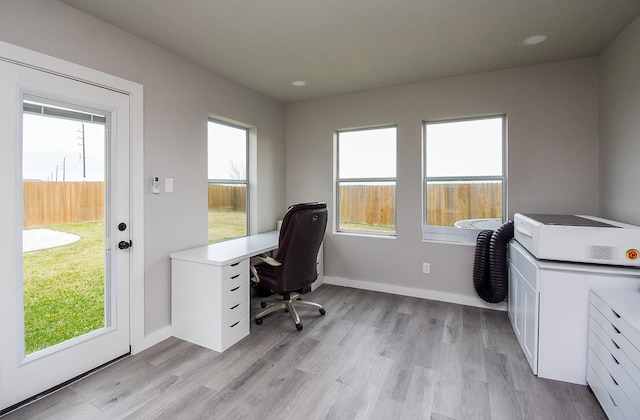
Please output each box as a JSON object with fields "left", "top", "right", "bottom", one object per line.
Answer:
{"left": 170, "top": 231, "right": 279, "bottom": 352}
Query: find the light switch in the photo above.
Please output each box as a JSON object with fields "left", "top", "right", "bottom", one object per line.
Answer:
{"left": 165, "top": 178, "right": 173, "bottom": 193}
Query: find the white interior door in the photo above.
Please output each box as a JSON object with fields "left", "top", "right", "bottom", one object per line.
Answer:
{"left": 0, "top": 58, "right": 131, "bottom": 412}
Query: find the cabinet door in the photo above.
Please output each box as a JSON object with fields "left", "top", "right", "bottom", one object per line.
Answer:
{"left": 522, "top": 279, "right": 539, "bottom": 374}
{"left": 508, "top": 264, "right": 523, "bottom": 340}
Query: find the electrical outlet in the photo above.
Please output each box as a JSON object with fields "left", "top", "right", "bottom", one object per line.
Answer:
{"left": 422, "top": 262, "right": 431, "bottom": 274}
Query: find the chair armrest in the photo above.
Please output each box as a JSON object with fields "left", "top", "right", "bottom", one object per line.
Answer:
{"left": 250, "top": 254, "right": 281, "bottom": 285}
{"left": 253, "top": 255, "right": 281, "bottom": 266}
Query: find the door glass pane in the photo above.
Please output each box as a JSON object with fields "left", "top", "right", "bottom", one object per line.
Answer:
{"left": 22, "top": 101, "right": 107, "bottom": 355}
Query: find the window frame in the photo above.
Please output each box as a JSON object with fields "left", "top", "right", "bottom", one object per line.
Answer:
{"left": 422, "top": 115, "right": 507, "bottom": 244}
{"left": 207, "top": 118, "right": 250, "bottom": 243}
{"left": 335, "top": 125, "right": 398, "bottom": 237}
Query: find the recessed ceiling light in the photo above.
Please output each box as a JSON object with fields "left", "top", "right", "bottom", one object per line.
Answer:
{"left": 522, "top": 34, "right": 548, "bottom": 46}
{"left": 291, "top": 80, "right": 307, "bottom": 87}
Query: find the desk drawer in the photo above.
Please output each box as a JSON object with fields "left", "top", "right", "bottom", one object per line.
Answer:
{"left": 222, "top": 259, "right": 249, "bottom": 279}
{"left": 221, "top": 316, "right": 249, "bottom": 351}
{"left": 223, "top": 279, "right": 248, "bottom": 307}
{"left": 223, "top": 299, "right": 248, "bottom": 325}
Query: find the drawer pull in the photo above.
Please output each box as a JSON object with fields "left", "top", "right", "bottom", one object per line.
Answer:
{"left": 611, "top": 338, "right": 620, "bottom": 349}
{"left": 230, "top": 303, "right": 240, "bottom": 310}
{"left": 230, "top": 286, "right": 240, "bottom": 292}
{"left": 609, "top": 393, "right": 617, "bottom": 407}
{"left": 610, "top": 373, "right": 619, "bottom": 386}
{"left": 231, "top": 262, "right": 240, "bottom": 267}
{"left": 612, "top": 325, "right": 621, "bottom": 334}
{"left": 611, "top": 354, "right": 620, "bottom": 365}
{"left": 231, "top": 274, "right": 240, "bottom": 279}
{"left": 611, "top": 309, "right": 621, "bottom": 319}
{"left": 230, "top": 321, "right": 240, "bottom": 328}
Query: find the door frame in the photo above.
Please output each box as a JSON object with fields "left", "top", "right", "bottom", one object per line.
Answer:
{"left": 0, "top": 40, "right": 149, "bottom": 354}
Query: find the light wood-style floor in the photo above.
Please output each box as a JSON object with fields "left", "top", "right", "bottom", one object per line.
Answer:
{"left": 3, "top": 285, "right": 605, "bottom": 420}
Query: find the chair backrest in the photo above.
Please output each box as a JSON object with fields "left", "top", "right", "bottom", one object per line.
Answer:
{"left": 274, "top": 202, "right": 328, "bottom": 293}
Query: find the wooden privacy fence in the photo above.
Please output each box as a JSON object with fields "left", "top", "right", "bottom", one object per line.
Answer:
{"left": 24, "top": 181, "right": 104, "bottom": 228}
{"left": 340, "top": 182, "right": 502, "bottom": 227}
{"left": 24, "top": 181, "right": 499, "bottom": 229}
{"left": 340, "top": 184, "right": 396, "bottom": 227}
{"left": 208, "top": 184, "right": 247, "bottom": 212}
{"left": 426, "top": 181, "right": 502, "bottom": 227}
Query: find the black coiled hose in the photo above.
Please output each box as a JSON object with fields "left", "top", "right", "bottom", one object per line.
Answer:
{"left": 473, "top": 220, "right": 514, "bottom": 303}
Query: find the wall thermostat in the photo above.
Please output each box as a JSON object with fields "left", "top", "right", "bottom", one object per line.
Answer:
{"left": 152, "top": 176, "right": 160, "bottom": 194}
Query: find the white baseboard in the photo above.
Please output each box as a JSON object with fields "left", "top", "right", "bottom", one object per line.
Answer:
{"left": 323, "top": 276, "right": 507, "bottom": 311}
{"left": 132, "top": 326, "right": 172, "bottom": 354}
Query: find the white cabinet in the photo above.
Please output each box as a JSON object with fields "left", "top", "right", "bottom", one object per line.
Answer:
{"left": 171, "top": 258, "right": 250, "bottom": 352}
{"left": 588, "top": 289, "right": 640, "bottom": 419}
{"left": 169, "top": 231, "right": 324, "bottom": 352}
{"left": 508, "top": 240, "right": 640, "bottom": 384}
{"left": 169, "top": 231, "right": 279, "bottom": 353}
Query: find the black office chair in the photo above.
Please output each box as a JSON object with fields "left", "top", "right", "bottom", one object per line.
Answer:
{"left": 251, "top": 202, "right": 327, "bottom": 330}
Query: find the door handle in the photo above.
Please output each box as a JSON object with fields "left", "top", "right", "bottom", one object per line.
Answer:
{"left": 118, "top": 240, "right": 132, "bottom": 250}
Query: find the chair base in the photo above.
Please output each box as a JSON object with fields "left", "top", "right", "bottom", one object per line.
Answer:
{"left": 255, "top": 292, "right": 325, "bottom": 330}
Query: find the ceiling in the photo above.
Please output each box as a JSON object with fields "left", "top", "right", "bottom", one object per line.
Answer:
{"left": 59, "top": 0, "right": 640, "bottom": 103}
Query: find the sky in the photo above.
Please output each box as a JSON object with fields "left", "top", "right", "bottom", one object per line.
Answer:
{"left": 207, "top": 121, "right": 247, "bottom": 180}
{"left": 23, "top": 113, "right": 105, "bottom": 182}
{"left": 338, "top": 117, "right": 503, "bottom": 179}
{"left": 23, "top": 112, "right": 502, "bottom": 184}
{"left": 338, "top": 126, "right": 397, "bottom": 178}
{"left": 425, "top": 117, "right": 503, "bottom": 178}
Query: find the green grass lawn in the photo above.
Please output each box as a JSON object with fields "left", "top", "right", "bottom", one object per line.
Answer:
{"left": 23, "top": 222, "right": 104, "bottom": 354}
{"left": 208, "top": 209, "right": 247, "bottom": 243}
{"left": 22, "top": 212, "right": 389, "bottom": 354}
{"left": 339, "top": 222, "right": 396, "bottom": 234}
{"left": 208, "top": 209, "right": 394, "bottom": 241}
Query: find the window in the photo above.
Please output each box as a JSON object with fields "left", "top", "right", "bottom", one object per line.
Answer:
{"left": 336, "top": 126, "right": 397, "bottom": 236}
{"left": 423, "top": 116, "right": 505, "bottom": 243}
{"left": 207, "top": 119, "right": 248, "bottom": 243}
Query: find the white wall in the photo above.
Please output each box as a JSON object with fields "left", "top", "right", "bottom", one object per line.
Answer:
{"left": 599, "top": 14, "right": 640, "bottom": 226}
{"left": 285, "top": 59, "right": 599, "bottom": 305}
{"left": 1, "top": 0, "right": 622, "bottom": 326}
{"left": 0, "top": 0, "right": 286, "bottom": 336}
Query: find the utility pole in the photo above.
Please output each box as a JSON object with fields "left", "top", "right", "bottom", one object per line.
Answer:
{"left": 78, "top": 123, "right": 86, "bottom": 179}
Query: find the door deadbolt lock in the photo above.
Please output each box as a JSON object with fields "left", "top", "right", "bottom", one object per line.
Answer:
{"left": 118, "top": 240, "right": 132, "bottom": 250}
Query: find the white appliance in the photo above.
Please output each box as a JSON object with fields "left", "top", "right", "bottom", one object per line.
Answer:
{"left": 508, "top": 240, "right": 640, "bottom": 385}
{"left": 514, "top": 213, "right": 640, "bottom": 266}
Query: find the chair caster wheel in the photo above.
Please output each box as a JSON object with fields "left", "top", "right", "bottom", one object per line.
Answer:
{"left": 260, "top": 302, "right": 267, "bottom": 308}
{"left": 255, "top": 318, "right": 263, "bottom": 325}
{"left": 296, "top": 324, "right": 303, "bottom": 331}
{"left": 319, "top": 308, "right": 326, "bottom": 315}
